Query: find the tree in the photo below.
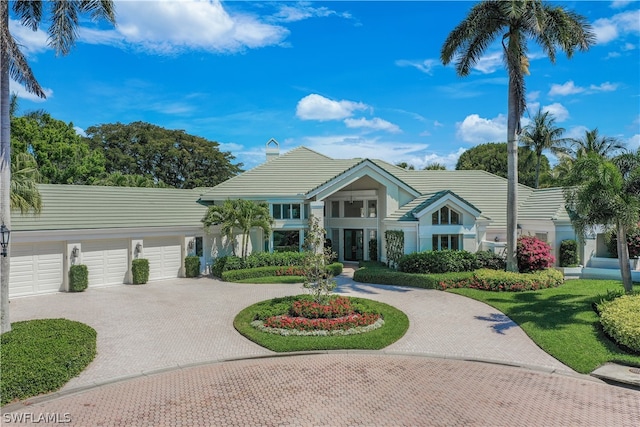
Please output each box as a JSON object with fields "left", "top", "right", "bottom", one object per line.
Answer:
{"left": 94, "top": 172, "right": 168, "bottom": 188}
{"left": 1, "top": 1, "right": 115, "bottom": 333}
{"left": 10, "top": 151, "right": 41, "bottom": 214}
{"left": 202, "top": 199, "right": 272, "bottom": 259}
{"left": 564, "top": 150, "right": 640, "bottom": 292}
{"left": 441, "top": 0, "right": 594, "bottom": 271}
{"left": 423, "top": 162, "right": 447, "bottom": 170}
{"left": 519, "top": 109, "right": 569, "bottom": 188}
{"left": 302, "top": 215, "right": 336, "bottom": 304}
{"left": 11, "top": 111, "right": 106, "bottom": 184}
{"left": 85, "top": 122, "right": 242, "bottom": 189}
{"left": 395, "top": 162, "right": 415, "bottom": 170}
{"left": 568, "top": 128, "right": 626, "bottom": 160}
{"left": 456, "top": 142, "right": 551, "bottom": 188}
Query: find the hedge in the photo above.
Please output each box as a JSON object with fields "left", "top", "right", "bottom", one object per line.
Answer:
{"left": 438, "top": 268, "right": 564, "bottom": 292}
{"left": 598, "top": 294, "right": 640, "bottom": 353}
{"left": 398, "top": 250, "right": 479, "bottom": 274}
{"left": 68, "top": 264, "right": 88, "bottom": 292}
{"left": 212, "top": 252, "right": 308, "bottom": 277}
{"left": 131, "top": 258, "right": 149, "bottom": 284}
{"left": 1, "top": 319, "right": 97, "bottom": 405}
{"left": 354, "top": 264, "right": 474, "bottom": 289}
{"left": 185, "top": 256, "right": 200, "bottom": 278}
{"left": 222, "top": 262, "right": 344, "bottom": 282}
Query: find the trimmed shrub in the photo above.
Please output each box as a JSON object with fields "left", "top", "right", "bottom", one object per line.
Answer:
{"left": 438, "top": 268, "right": 564, "bottom": 292}
{"left": 68, "top": 264, "right": 88, "bottom": 292}
{"left": 131, "top": 258, "right": 149, "bottom": 284}
{"left": 475, "top": 250, "right": 506, "bottom": 270}
{"left": 516, "top": 235, "right": 555, "bottom": 273}
{"left": 185, "top": 255, "right": 200, "bottom": 278}
{"left": 211, "top": 252, "right": 309, "bottom": 277}
{"left": 607, "top": 229, "right": 640, "bottom": 259}
{"left": 398, "top": 250, "right": 479, "bottom": 274}
{"left": 559, "top": 240, "right": 579, "bottom": 267}
{"left": 222, "top": 262, "right": 343, "bottom": 283}
{"left": 385, "top": 230, "right": 404, "bottom": 269}
{"left": 1, "top": 319, "right": 97, "bottom": 405}
{"left": 354, "top": 264, "right": 474, "bottom": 289}
{"left": 598, "top": 294, "right": 640, "bottom": 353}
{"left": 369, "top": 238, "right": 378, "bottom": 262}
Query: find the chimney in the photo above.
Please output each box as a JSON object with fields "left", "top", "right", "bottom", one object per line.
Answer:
{"left": 266, "top": 138, "right": 280, "bottom": 162}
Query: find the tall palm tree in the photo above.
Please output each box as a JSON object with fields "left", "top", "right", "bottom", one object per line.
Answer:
{"left": 564, "top": 149, "right": 640, "bottom": 292}
{"left": 520, "top": 109, "right": 569, "bottom": 188}
{"left": 568, "top": 128, "right": 626, "bottom": 159}
{"left": 202, "top": 199, "right": 240, "bottom": 256}
{"left": 1, "top": 1, "right": 116, "bottom": 333}
{"left": 10, "top": 151, "right": 41, "bottom": 214}
{"left": 441, "top": 0, "right": 594, "bottom": 271}
{"left": 236, "top": 200, "right": 272, "bottom": 259}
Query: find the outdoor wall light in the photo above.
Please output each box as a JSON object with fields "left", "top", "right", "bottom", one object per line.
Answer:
{"left": 0, "top": 223, "right": 10, "bottom": 257}
{"left": 135, "top": 242, "right": 143, "bottom": 258}
{"left": 71, "top": 246, "right": 80, "bottom": 259}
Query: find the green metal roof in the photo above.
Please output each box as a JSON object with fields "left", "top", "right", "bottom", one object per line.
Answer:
{"left": 12, "top": 184, "right": 208, "bottom": 232}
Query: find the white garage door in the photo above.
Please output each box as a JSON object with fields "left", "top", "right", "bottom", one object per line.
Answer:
{"left": 145, "top": 236, "right": 182, "bottom": 280}
{"left": 10, "top": 242, "right": 64, "bottom": 297}
{"left": 82, "top": 239, "right": 129, "bottom": 287}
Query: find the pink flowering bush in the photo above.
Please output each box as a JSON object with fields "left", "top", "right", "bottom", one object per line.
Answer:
{"left": 516, "top": 236, "right": 555, "bottom": 273}
{"left": 290, "top": 296, "right": 352, "bottom": 319}
{"left": 264, "top": 312, "right": 381, "bottom": 331}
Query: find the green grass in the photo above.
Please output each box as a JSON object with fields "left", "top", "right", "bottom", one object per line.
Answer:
{"left": 236, "top": 275, "right": 304, "bottom": 284}
{"left": 234, "top": 295, "right": 409, "bottom": 352}
{"left": 1, "top": 319, "right": 97, "bottom": 406}
{"left": 448, "top": 279, "right": 640, "bottom": 373}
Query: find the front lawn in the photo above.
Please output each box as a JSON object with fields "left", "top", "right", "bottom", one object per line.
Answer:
{"left": 234, "top": 295, "right": 409, "bottom": 352}
{"left": 448, "top": 279, "right": 640, "bottom": 373}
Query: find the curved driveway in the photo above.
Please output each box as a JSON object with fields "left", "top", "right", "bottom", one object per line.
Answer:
{"left": 4, "top": 269, "right": 640, "bottom": 426}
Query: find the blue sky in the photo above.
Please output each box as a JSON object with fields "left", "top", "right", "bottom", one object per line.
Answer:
{"left": 10, "top": 0, "right": 640, "bottom": 171}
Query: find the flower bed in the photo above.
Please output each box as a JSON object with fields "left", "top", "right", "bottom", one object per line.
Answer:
{"left": 251, "top": 295, "right": 383, "bottom": 336}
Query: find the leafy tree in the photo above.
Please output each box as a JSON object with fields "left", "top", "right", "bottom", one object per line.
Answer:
{"left": 11, "top": 111, "right": 106, "bottom": 184}
{"left": 520, "top": 109, "right": 569, "bottom": 188}
{"left": 85, "top": 122, "right": 242, "bottom": 189}
{"left": 568, "top": 128, "right": 626, "bottom": 160}
{"left": 1, "top": 0, "right": 116, "bottom": 333}
{"left": 94, "top": 172, "right": 168, "bottom": 188}
{"left": 203, "top": 199, "right": 272, "bottom": 259}
{"left": 302, "top": 215, "right": 337, "bottom": 304}
{"left": 456, "top": 142, "right": 551, "bottom": 188}
{"left": 423, "top": 162, "right": 447, "bottom": 170}
{"left": 395, "top": 162, "right": 415, "bottom": 170}
{"left": 564, "top": 150, "right": 640, "bottom": 292}
{"left": 10, "top": 151, "right": 41, "bottom": 214}
{"left": 441, "top": 0, "right": 594, "bottom": 271}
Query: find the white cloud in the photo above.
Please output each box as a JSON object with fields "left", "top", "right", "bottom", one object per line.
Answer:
{"left": 74, "top": 126, "right": 87, "bottom": 137}
{"left": 473, "top": 51, "right": 503, "bottom": 74}
{"left": 564, "top": 125, "right": 589, "bottom": 141}
{"left": 593, "top": 9, "right": 640, "bottom": 44}
{"left": 9, "top": 20, "right": 49, "bottom": 55}
{"left": 611, "top": 1, "right": 633, "bottom": 9}
{"left": 549, "top": 80, "right": 585, "bottom": 96}
{"left": 409, "top": 147, "right": 467, "bottom": 170}
{"left": 455, "top": 114, "right": 507, "bottom": 144}
{"left": 270, "top": 3, "right": 350, "bottom": 23}
{"left": 628, "top": 134, "right": 640, "bottom": 149}
{"left": 344, "top": 117, "right": 401, "bottom": 133}
{"left": 108, "top": 0, "right": 289, "bottom": 54}
{"left": 542, "top": 103, "right": 570, "bottom": 122}
{"left": 10, "top": 79, "right": 53, "bottom": 102}
{"left": 527, "top": 91, "right": 541, "bottom": 102}
{"left": 589, "top": 82, "right": 618, "bottom": 92}
{"left": 395, "top": 59, "right": 439, "bottom": 75}
{"left": 296, "top": 94, "right": 368, "bottom": 121}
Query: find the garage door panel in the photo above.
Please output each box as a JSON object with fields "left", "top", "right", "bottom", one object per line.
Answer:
{"left": 82, "top": 239, "right": 128, "bottom": 286}
{"left": 10, "top": 242, "right": 63, "bottom": 297}
{"left": 145, "top": 237, "right": 181, "bottom": 280}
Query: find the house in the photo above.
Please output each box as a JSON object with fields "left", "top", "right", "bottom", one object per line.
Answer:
{"left": 198, "top": 140, "right": 579, "bottom": 265}
{"left": 8, "top": 139, "right": 631, "bottom": 298}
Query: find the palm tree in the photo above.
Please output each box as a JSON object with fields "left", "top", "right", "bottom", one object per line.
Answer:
{"left": 10, "top": 151, "right": 41, "bottom": 214}
{"left": 568, "top": 128, "right": 626, "bottom": 159}
{"left": 564, "top": 149, "right": 640, "bottom": 292}
{"left": 203, "top": 199, "right": 240, "bottom": 256}
{"left": 1, "top": 1, "right": 116, "bottom": 333}
{"left": 441, "top": 0, "right": 594, "bottom": 271}
{"left": 520, "top": 109, "right": 569, "bottom": 188}
{"left": 236, "top": 200, "right": 272, "bottom": 259}
{"left": 423, "top": 162, "right": 447, "bottom": 171}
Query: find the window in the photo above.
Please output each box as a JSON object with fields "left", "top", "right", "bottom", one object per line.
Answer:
{"left": 368, "top": 201, "right": 377, "bottom": 217}
{"left": 195, "top": 236, "right": 203, "bottom": 257}
{"left": 344, "top": 200, "right": 364, "bottom": 217}
{"left": 331, "top": 201, "right": 340, "bottom": 218}
{"left": 273, "top": 230, "right": 300, "bottom": 252}
{"left": 432, "top": 206, "right": 461, "bottom": 225}
{"left": 432, "top": 234, "right": 461, "bottom": 251}
{"left": 272, "top": 204, "right": 301, "bottom": 220}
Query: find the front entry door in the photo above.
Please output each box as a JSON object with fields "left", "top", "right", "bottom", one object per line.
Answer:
{"left": 344, "top": 229, "right": 364, "bottom": 261}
